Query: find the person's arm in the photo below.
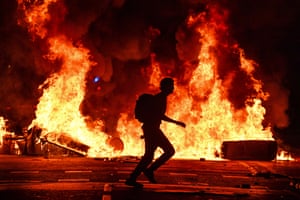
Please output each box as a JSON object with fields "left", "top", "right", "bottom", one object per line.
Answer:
{"left": 162, "top": 115, "right": 186, "bottom": 128}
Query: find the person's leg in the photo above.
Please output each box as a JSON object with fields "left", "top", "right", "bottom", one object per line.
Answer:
{"left": 148, "top": 130, "right": 175, "bottom": 171}
{"left": 126, "top": 136, "right": 157, "bottom": 187}
{"left": 144, "top": 130, "right": 175, "bottom": 183}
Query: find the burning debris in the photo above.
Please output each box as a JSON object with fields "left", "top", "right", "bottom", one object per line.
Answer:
{"left": 42, "top": 132, "right": 90, "bottom": 156}
{"left": 41, "top": 137, "right": 88, "bottom": 157}
{"left": 0, "top": 0, "right": 298, "bottom": 160}
{"left": 0, "top": 123, "right": 90, "bottom": 157}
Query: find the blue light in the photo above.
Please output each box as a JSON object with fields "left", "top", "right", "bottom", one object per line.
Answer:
{"left": 93, "top": 76, "right": 100, "bottom": 83}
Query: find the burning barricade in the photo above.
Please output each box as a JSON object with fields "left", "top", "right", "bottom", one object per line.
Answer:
{"left": 42, "top": 132, "right": 90, "bottom": 157}
{"left": 0, "top": 122, "right": 90, "bottom": 157}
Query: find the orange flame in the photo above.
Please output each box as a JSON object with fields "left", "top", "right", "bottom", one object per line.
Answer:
{"left": 0, "top": 117, "right": 15, "bottom": 152}
{"left": 30, "top": 36, "right": 114, "bottom": 157}
{"left": 18, "top": 0, "right": 115, "bottom": 157}
{"left": 0, "top": 117, "right": 7, "bottom": 147}
{"left": 118, "top": 4, "right": 274, "bottom": 159}
{"left": 18, "top": 1, "right": 288, "bottom": 160}
{"left": 277, "top": 150, "right": 294, "bottom": 161}
{"left": 17, "top": 0, "right": 58, "bottom": 39}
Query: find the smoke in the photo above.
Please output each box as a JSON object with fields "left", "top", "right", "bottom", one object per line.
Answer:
{"left": 225, "top": 0, "right": 300, "bottom": 129}
{"left": 0, "top": 0, "right": 299, "bottom": 145}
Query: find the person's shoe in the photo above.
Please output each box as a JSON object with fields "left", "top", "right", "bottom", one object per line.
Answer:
{"left": 143, "top": 169, "right": 157, "bottom": 183}
{"left": 125, "top": 178, "right": 143, "bottom": 188}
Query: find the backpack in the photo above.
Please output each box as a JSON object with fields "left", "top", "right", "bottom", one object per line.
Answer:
{"left": 134, "top": 93, "right": 155, "bottom": 123}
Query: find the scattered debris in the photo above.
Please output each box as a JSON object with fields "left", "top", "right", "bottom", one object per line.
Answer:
{"left": 41, "top": 137, "right": 88, "bottom": 157}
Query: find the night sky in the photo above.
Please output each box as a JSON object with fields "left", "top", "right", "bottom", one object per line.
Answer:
{"left": 0, "top": 0, "right": 299, "bottom": 151}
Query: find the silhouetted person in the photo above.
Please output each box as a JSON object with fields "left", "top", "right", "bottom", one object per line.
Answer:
{"left": 126, "top": 77, "right": 186, "bottom": 188}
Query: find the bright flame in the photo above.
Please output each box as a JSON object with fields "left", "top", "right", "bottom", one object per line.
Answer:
{"left": 118, "top": 4, "right": 274, "bottom": 160}
{"left": 17, "top": 1, "right": 289, "bottom": 160}
{"left": 277, "top": 150, "right": 294, "bottom": 161}
{"left": 17, "top": 0, "right": 58, "bottom": 39}
{"left": 0, "top": 117, "right": 7, "bottom": 148}
{"left": 0, "top": 117, "right": 14, "bottom": 152}
{"left": 18, "top": 0, "right": 114, "bottom": 157}
{"left": 30, "top": 36, "right": 113, "bottom": 156}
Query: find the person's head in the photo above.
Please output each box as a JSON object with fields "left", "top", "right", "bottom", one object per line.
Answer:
{"left": 160, "top": 77, "right": 174, "bottom": 95}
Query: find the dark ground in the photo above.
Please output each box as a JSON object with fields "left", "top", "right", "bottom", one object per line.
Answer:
{"left": 0, "top": 154, "right": 299, "bottom": 200}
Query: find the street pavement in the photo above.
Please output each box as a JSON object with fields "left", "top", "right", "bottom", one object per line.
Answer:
{"left": 0, "top": 155, "right": 300, "bottom": 200}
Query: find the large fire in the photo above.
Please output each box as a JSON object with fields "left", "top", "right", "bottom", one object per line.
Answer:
{"left": 1, "top": 0, "right": 283, "bottom": 160}
{"left": 118, "top": 5, "right": 273, "bottom": 159}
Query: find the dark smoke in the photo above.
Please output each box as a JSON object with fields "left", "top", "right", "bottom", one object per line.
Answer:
{"left": 0, "top": 0, "right": 299, "bottom": 150}
{"left": 224, "top": 0, "right": 300, "bottom": 150}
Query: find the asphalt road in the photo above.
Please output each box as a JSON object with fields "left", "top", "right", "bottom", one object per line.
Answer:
{"left": 0, "top": 155, "right": 300, "bottom": 200}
